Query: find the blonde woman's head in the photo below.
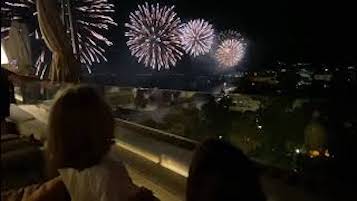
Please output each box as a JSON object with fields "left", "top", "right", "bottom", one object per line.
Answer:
{"left": 47, "top": 85, "right": 114, "bottom": 176}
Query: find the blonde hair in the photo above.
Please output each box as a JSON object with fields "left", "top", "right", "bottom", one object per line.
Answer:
{"left": 46, "top": 85, "right": 114, "bottom": 177}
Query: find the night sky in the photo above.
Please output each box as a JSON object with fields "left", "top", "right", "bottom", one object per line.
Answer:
{"left": 96, "top": 0, "right": 356, "bottom": 76}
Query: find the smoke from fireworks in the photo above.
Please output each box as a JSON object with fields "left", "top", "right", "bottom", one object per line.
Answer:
{"left": 125, "top": 3, "right": 183, "bottom": 70}
{"left": 219, "top": 30, "right": 242, "bottom": 41}
{"left": 180, "top": 19, "right": 215, "bottom": 57}
{"left": 1, "top": 0, "right": 117, "bottom": 76}
{"left": 215, "top": 38, "right": 246, "bottom": 68}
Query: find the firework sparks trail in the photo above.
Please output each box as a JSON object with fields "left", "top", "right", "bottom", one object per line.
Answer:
{"left": 1, "top": 0, "right": 117, "bottom": 75}
{"left": 74, "top": 0, "right": 117, "bottom": 72}
{"left": 219, "top": 29, "right": 242, "bottom": 41}
{"left": 35, "top": 50, "right": 45, "bottom": 76}
{"left": 1, "top": 0, "right": 34, "bottom": 39}
{"left": 125, "top": 2, "right": 183, "bottom": 70}
{"left": 215, "top": 38, "right": 246, "bottom": 68}
{"left": 40, "top": 63, "right": 48, "bottom": 79}
{"left": 180, "top": 19, "right": 215, "bottom": 57}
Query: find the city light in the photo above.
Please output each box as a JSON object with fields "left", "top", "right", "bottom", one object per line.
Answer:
{"left": 309, "top": 150, "right": 320, "bottom": 158}
{"left": 325, "top": 150, "right": 330, "bottom": 157}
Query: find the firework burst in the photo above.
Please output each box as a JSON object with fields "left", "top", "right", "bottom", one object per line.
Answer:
{"left": 1, "top": 0, "right": 117, "bottom": 76}
{"left": 75, "top": 0, "right": 117, "bottom": 72}
{"left": 180, "top": 19, "right": 215, "bottom": 57}
{"left": 125, "top": 2, "right": 183, "bottom": 70}
{"left": 1, "top": 0, "right": 35, "bottom": 40}
{"left": 219, "top": 29, "right": 242, "bottom": 41}
{"left": 215, "top": 37, "right": 246, "bottom": 68}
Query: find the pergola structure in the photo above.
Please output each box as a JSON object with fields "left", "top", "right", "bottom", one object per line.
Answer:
{"left": 36, "top": 0, "right": 80, "bottom": 82}
{"left": 60, "top": 0, "right": 79, "bottom": 58}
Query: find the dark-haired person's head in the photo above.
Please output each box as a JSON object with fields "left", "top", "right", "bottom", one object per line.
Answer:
{"left": 187, "top": 138, "right": 266, "bottom": 201}
{"left": 46, "top": 85, "right": 114, "bottom": 177}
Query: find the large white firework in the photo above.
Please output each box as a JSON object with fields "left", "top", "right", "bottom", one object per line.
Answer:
{"left": 1, "top": 0, "right": 117, "bottom": 76}
{"left": 125, "top": 2, "right": 183, "bottom": 71}
{"left": 215, "top": 37, "right": 246, "bottom": 68}
{"left": 180, "top": 19, "right": 215, "bottom": 57}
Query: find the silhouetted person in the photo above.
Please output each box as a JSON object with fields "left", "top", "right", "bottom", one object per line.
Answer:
{"left": 1, "top": 67, "right": 11, "bottom": 134}
{"left": 187, "top": 138, "right": 266, "bottom": 201}
{"left": 45, "top": 85, "right": 157, "bottom": 201}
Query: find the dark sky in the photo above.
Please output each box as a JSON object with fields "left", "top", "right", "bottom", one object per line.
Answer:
{"left": 97, "top": 0, "right": 356, "bottom": 76}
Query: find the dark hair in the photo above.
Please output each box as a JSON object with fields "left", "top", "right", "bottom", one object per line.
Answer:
{"left": 46, "top": 85, "right": 114, "bottom": 177}
{"left": 186, "top": 138, "right": 266, "bottom": 201}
